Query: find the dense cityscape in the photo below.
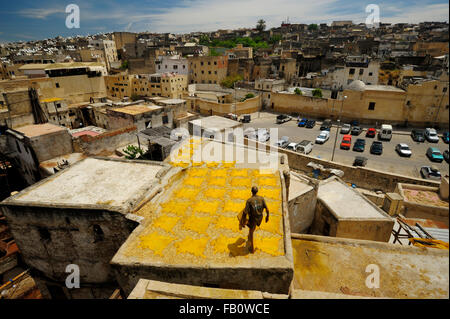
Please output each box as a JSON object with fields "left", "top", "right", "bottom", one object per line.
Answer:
{"left": 0, "top": 7, "right": 449, "bottom": 303}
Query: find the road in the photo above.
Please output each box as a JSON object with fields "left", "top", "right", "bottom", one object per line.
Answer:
{"left": 243, "top": 112, "right": 449, "bottom": 179}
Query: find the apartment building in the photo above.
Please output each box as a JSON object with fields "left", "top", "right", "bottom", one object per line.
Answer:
{"left": 155, "top": 55, "right": 189, "bottom": 75}
{"left": 105, "top": 73, "right": 188, "bottom": 100}
{"left": 188, "top": 55, "right": 228, "bottom": 84}
{"left": 89, "top": 39, "right": 119, "bottom": 71}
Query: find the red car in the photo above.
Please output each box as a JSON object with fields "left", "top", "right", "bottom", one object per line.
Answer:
{"left": 340, "top": 135, "right": 352, "bottom": 150}
{"left": 366, "top": 128, "right": 377, "bottom": 138}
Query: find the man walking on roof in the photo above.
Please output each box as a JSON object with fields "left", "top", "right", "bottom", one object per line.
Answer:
{"left": 238, "top": 186, "right": 270, "bottom": 253}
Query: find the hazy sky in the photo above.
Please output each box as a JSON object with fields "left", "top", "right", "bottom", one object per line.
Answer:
{"left": 0, "top": 0, "right": 448, "bottom": 43}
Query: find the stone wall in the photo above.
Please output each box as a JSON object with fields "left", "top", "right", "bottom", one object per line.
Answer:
{"left": 72, "top": 125, "right": 138, "bottom": 155}
{"left": 1, "top": 204, "right": 138, "bottom": 285}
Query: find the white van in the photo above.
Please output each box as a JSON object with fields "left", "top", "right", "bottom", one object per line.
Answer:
{"left": 296, "top": 140, "right": 313, "bottom": 154}
{"left": 379, "top": 124, "right": 393, "bottom": 141}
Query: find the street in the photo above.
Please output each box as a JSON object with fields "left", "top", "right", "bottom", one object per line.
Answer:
{"left": 243, "top": 112, "right": 449, "bottom": 179}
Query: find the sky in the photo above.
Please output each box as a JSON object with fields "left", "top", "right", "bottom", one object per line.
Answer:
{"left": 0, "top": 0, "right": 448, "bottom": 43}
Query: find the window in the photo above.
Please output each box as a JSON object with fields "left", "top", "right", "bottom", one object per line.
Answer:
{"left": 208, "top": 71, "right": 211, "bottom": 74}
{"left": 444, "top": 87, "right": 447, "bottom": 93}
{"left": 38, "top": 227, "right": 51, "bottom": 241}
{"left": 359, "top": 69, "right": 364, "bottom": 75}
{"left": 368, "top": 72, "right": 373, "bottom": 76}
{"left": 55, "top": 82, "right": 60, "bottom": 88}
{"left": 165, "top": 65, "right": 167, "bottom": 69}
{"left": 183, "top": 65, "right": 185, "bottom": 69}
{"left": 349, "top": 68, "right": 355, "bottom": 75}
{"left": 214, "top": 61, "right": 217, "bottom": 65}
{"left": 214, "top": 71, "right": 217, "bottom": 74}
{"left": 200, "top": 62, "right": 204, "bottom": 66}
{"left": 368, "top": 102, "right": 375, "bottom": 110}
{"left": 163, "top": 115, "right": 169, "bottom": 124}
{"left": 173, "top": 65, "right": 178, "bottom": 69}
{"left": 93, "top": 224, "right": 104, "bottom": 243}
{"left": 208, "top": 61, "right": 211, "bottom": 65}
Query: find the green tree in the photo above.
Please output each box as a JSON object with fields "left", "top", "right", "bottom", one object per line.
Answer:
{"left": 269, "top": 35, "right": 282, "bottom": 44}
{"left": 130, "top": 93, "right": 140, "bottom": 101}
{"left": 308, "top": 24, "right": 318, "bottom": 31}
{"left": 294, "top": 88, "right": 303, "bottom": 95}
{"left": 209, "top": 48, "right": 221, "bottom": 56}
{"left": 120, "top": 60, "right": 128, "bottom": 69}
{"left": 199, "top": 34, "right": 210, "bottom": 46}
{"left": 123, "top": 145, "right": 144, "bottom": 159}
{"left": 245, "top": 93, "right": 255, "bottom": 99}
{"left": 221, "top": 74, "right": 243, "bottom": 88}
{"left": 256, "top": 19, "right": 266, "bottom": 32}
{"left": 312, "top": 88, "right": 323, "bottom": 98}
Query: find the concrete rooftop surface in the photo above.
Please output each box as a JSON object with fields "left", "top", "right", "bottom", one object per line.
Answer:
{"left": 5, "top": 158, "right": 165, "bottom": 212}
{"left": 318, "top": 179, "right": 391, "bottom": 219}
{"left": 15, "top": 123, "right": 68, "bottom": 138}
{"left": 292, "top": 234, "right": 449, "bottom": 299}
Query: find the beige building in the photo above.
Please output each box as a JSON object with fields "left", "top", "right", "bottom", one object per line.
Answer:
{"left": 270, "top": 79, "right": 449, "bottom": 126}
{"left": 106, "top": 73, "right": 188, "bottom": 100}
{"left": 188, "top": 55, "right": 229, "bottom": 85}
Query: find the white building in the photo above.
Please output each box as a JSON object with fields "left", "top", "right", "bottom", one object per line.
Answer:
{"left": 327, "top": 56, "right": 379, "bottom": 90}
{"left": 155, "top": 55, "right": 189, "bottom": 75}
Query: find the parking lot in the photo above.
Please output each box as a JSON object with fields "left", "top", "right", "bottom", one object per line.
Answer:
{"left": 243, "top": 112, "right": 449, "bottom": 179}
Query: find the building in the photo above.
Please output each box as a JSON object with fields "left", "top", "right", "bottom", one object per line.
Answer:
{"left": 311, "top": 178, "right": 395, "bottom": 242}
{"left": 188, "top": 56, "right": 229, "bottom": 85}
{"left": 1, "top": 157, "right": 168, "bottom": 299}
{"left": 4, "top": 123, "right": 73, "bottom": 185}
{"left": 155, "top": 56, "right": 189, "bottom": 75}
{"left": 326, "top": 56, "right": 379, "bottom": 90}
{"left": 106, "top": 104, "right": 174, "bottom": 131}
{"left": 88, "top": 40, "right": 119, "bottom": 71}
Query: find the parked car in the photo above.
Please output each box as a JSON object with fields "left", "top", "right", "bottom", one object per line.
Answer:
{"left": 340, "top": 135, "right": 352, "bottom": 150}
{"left": 320, "top": 119, "right": 332, "bottom": 131}
{"left": 239, "top": 114, "right": 251, "bottom": 123}
{"left": 378, "top": 124, "right": 392, "bottom": 141}
{"left": 426, "top": 147, "right": 444, "bottom": 162}
{"left": 395, "top": 143, "right": 412, "bottom": 157}
{"left": 243, "top": 128, "right": 269, "bottom": 142}
{"left": 366, "top": 128, "right": 377, "bottom": 138}
{"left": 351, "top": 126, "right": 362, "bottom": 136}
{"left": 275, "top": 136, "right": 290, "bottom": 148}
{"left": 442, "top": 132, "right": 449, "bottom": 144}
{"left": 444, "top": 150, "right": 449, "bottom": 163}
{"left": 370, "top": 141, "right": 383, "bottom": 155}
{"left": 353, "top": 156, "right": 368, "bottom": 167}
{"left": 411, "top": 129, "right": 425, "bottom": 142}
{"left": 276, "top": 114, "right": 291, "bottom": 124}
{"left": 425, "top": 128, "right": 439, "bottom": 143}
{"left": 352, "top": 139, "right": 366, "bottom": 152}
{"left": 296, "top": 140, "right": 313, "bottom": 154}
{"left": 225, "top": 113, "right": 238, "bottom": 121}
{"left": 298, "top": 118, "right": 308, "bottom": 127}
{"left": 305, "top": 120, "right": 316, "bottom": 128}
{"left": 420, "top": 166, "right": 441, "bottom": 180}
{"left": 315, "top": 131, "right": 330, "bottom": 144}
{"left": 286, "top": 142, "right": 299, "bottom": 151}
{"left": 350, "top": 120, "right": 359, "bottom": 127}
{"left": 340, "top": 123, "right": 351, "bottom": 134}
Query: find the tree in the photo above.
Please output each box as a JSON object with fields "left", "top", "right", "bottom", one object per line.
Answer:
{"left": 312, "top": 88, "right": 323, "bottom": 98}
{"left": 130, "top": 93, "right": 140, "bottom": 101}
{"left": 123, "top": 145, "right": 144, "bottom": 159}
{"left": 245, "top": 93, "right": 255, "bottom": 99}
{"left": 221, "top": 74, "right": 243, "bottom": 88}
{"left": 256, "top": 19, "right": 266, "bottom": 32}
{"left": 308, "top": 24, "right": 318, "bottom": 31}
{"left": 294, "top": 88, "right": 303, "bottom": 95}
{"left": 120, "top": 60, "right": 128, "bottom": 70}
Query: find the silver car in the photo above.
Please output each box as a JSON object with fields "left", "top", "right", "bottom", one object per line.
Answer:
{"left": 340, "top": 124, "right": 351, "bottom": 134}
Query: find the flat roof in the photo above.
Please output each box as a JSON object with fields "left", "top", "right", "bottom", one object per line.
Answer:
{"left": 112, "top": 104, "right": 161, "bottom": 115}
{"left": 19, "top": 62, "right": 104, "bottom": 71}
{"left": 292, "top": 234, "right": 449, "bottom": 298}
{"left": 41, "top": 97, "right": 63, "bottom": 103}
{"left": 365, "top": 85, "right": 405, "bottom": 92}
{"left": 5, "top": 158, "right": 165, "bottom": 212}
{"left": 318, "top": 179, "right": 391, "bottom": 219}
{"left": 158, "top": 98, "right": 186, "bottom": 104}
{"left": 112, "top": 138, "right": 291, "bottom": 270}
{"left": 15, "top": 123, "right": 67, "bottom": 138}
{"left": 189, "top": 115, "right": 241, "bottom": 131}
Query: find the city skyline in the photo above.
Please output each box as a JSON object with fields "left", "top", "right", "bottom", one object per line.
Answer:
{"left": 0, "top": 0, "right": 449, "bottom": 43}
